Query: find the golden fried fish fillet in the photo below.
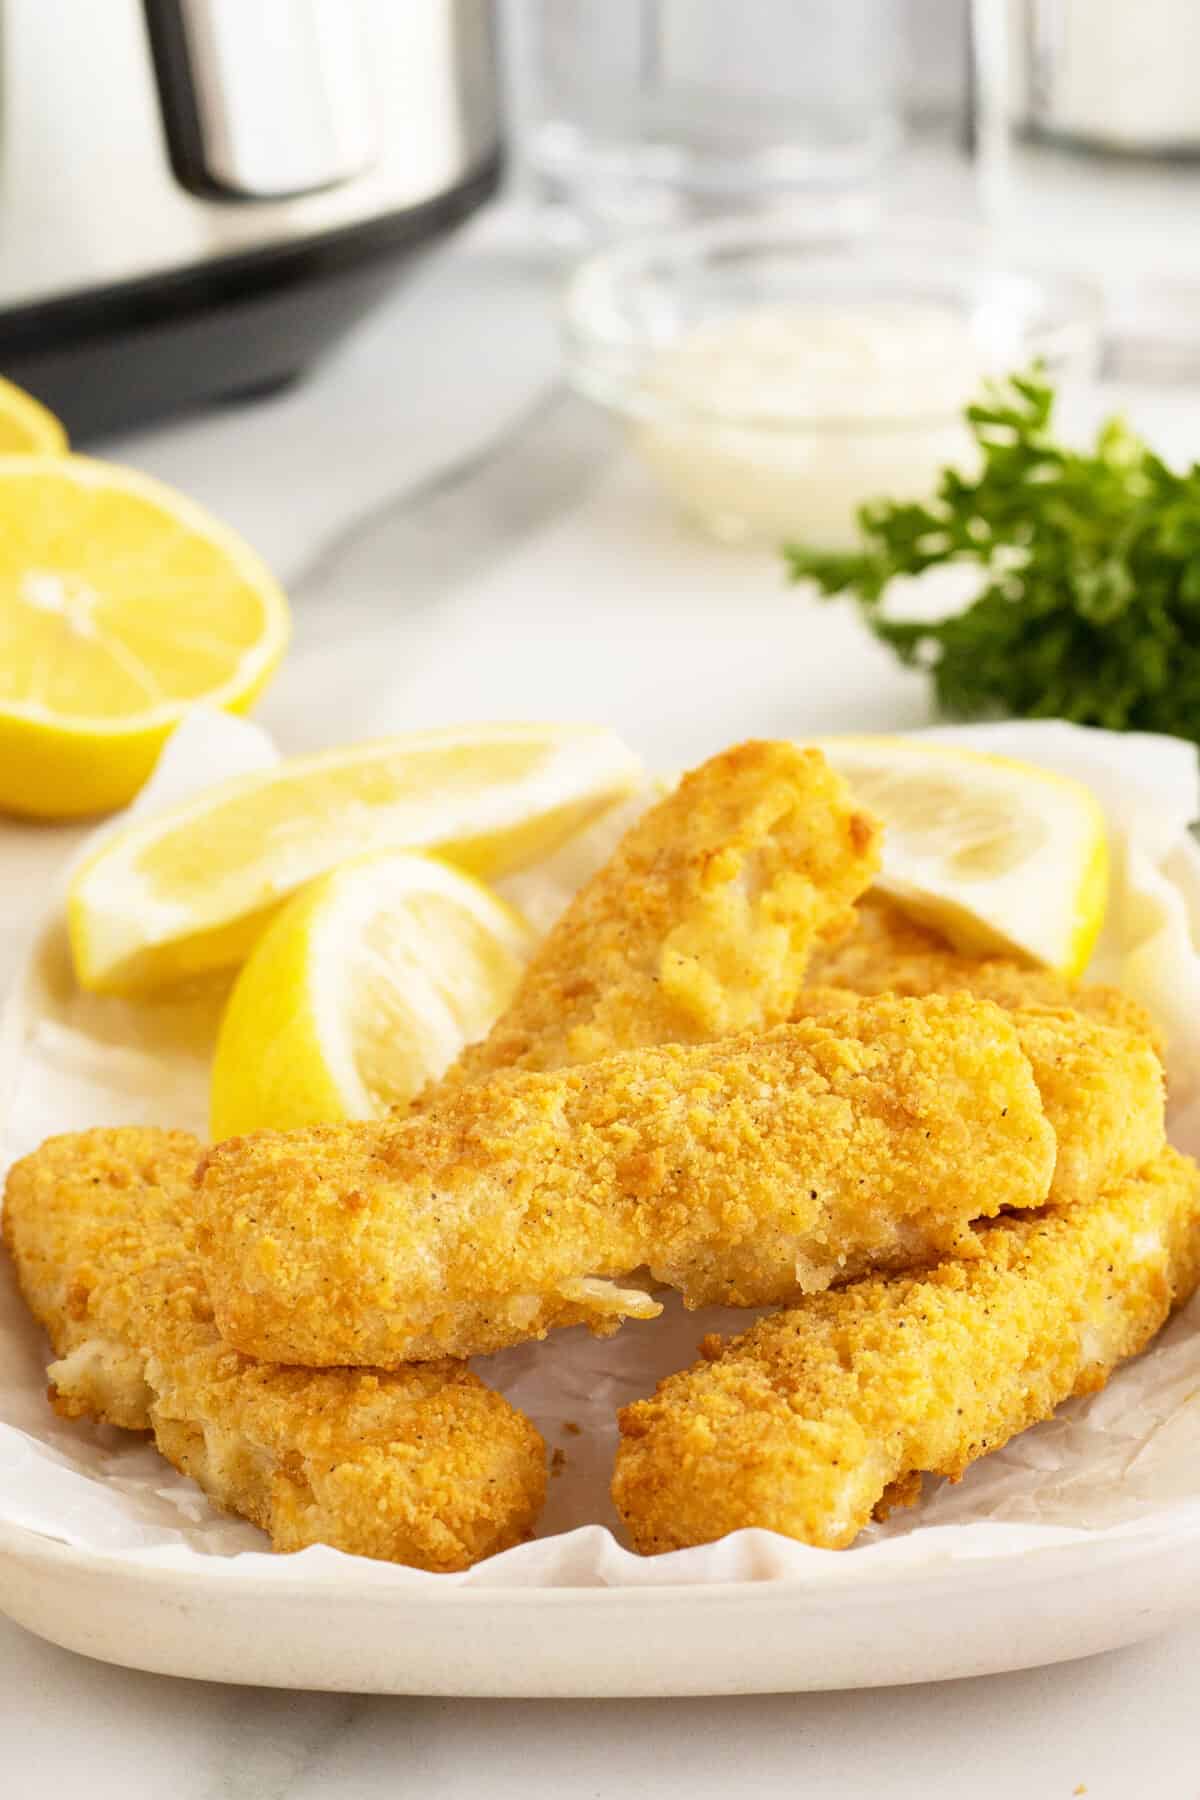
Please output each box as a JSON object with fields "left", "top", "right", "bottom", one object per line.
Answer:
{"left": 196, "top": 994, "right": 1058, "bottom": 1366}
{"left": 3, "top": 1129, "right": 546, "bottom": 1570}
{"left": 613, "top": 1146, "right": 1200, "bottom": 1555}
{"left": 807, "top": 893, "right": 1163, "bottom": 1054}
{"left": 417, "top": 739, "right": 880, "bottom": 1105}
{"left": 792, "top": 989, "right": 1164, "bottom": 1208}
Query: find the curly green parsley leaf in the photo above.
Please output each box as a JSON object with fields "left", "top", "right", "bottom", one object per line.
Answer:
{"left": 784, "top": 372, "right": 1200, "bottom": 740}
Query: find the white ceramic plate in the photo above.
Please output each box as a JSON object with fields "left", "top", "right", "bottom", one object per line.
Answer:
{"left": 4, "top": 717, "right": 1200, "bottom": 1695}
{"left": 4, "top": 1513, "right": 1200, "bottom": 1695}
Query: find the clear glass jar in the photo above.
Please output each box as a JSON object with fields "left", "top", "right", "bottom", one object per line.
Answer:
{"left": 510, "top": 0, "right": 902, "bottom": 240}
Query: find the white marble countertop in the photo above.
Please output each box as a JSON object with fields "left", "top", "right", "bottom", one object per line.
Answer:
{"left": 6, "top": 148, "right": 1200, "bottom": 1795}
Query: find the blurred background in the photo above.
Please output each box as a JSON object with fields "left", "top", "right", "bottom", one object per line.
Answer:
{"left": 7, "top": 0, "right": 1200, "bottom": 768}
{"left": 12, "top": 1, "right": 1200, "bottom": 436}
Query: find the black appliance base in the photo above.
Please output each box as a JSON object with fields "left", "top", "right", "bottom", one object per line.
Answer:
{"left": 0, "top": 153, "right": 502, "bottom": 443}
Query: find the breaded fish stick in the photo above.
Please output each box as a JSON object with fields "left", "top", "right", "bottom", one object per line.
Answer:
{"left": 807, "top": 893, "right": 1162, "bottom": 1052}
{"left": 791, "top": 989, "right": 1165, "bottom": 1208}
{"left": 418, "top": 740, "right": 880, "bottom": 1104}
{"left": 613, "top": 1147, "right": 1200, "bottom": 1554}
{"left": 197, "top": 994, "right": 1057, "bottom": 1366}
{"left": 3, "top": 1129, "right": 545, "bottom": 1570}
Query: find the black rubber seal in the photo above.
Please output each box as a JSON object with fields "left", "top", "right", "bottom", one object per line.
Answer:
{"left": 0, "top": 150, "right": 503, "bottom": 438}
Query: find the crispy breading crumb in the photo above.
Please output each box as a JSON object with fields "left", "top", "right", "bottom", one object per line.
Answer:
{"left": 613, "top": 1149, "right": 1200, "bottom": 1554}
{"left": 195, "top": 994, "right": 1058, "bottom": 1366}
{"left": 3, "top": 1129, "right": 546, "bottom": 1570}
{"left": 793, "top": 988, "right": 1164, "bottom": 1207}
{"left": 806, "top": 894, "right": 1165, "bottom": 1059}
{"left": 418, "top": 740, "right": 881, "bottom": 1104}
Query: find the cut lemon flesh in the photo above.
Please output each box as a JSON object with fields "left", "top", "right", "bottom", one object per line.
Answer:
{"left": 0, "top": 378, "right": 68, "bottom": 455}
{"left": 811, "top": 735, "right": 1109, "bottom": 975}
{"left": 69, "top": 722, "right": 643, "bottom": 993}
{"left": 210, "top": 851, "right": 532, "bottom": 1137}
{"left": 0, "top": 456, "right": 289, "bottom": 819}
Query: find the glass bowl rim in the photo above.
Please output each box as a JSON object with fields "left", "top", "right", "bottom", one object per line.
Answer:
{"left": 562, "top": 215, "right": 1105, "bottom": 430}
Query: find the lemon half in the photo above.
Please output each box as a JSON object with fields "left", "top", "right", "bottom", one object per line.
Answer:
{"left": 0, "top": 455, "right": 289, "bottom": 819}
{"left": 69, "top": 722, "right": 643, "bottom": 993}
{"left": 210, "top": 850, "right": 532, "bottom": 1137}
{"left": 0, "top": 377, "right": 68, "bottom": 455}
{"left": 812, "top": 735, "right": 1109, "bottom": 975}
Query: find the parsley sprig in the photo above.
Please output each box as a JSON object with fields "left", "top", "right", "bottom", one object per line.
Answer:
{"left": 785, "top": 373, "right": 1200, "bottom": 740}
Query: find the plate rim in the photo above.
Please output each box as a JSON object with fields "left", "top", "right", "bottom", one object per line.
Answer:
{"left": 2, "top": 1510, "right": 1197, "bottom": 1608}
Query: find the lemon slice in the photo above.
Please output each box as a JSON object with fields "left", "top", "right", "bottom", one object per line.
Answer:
{"left": 210, "top": 850, "right": 532, "bottom": 1136}
{"left": 811, "top": 736, "right": 1109, "bottom": 975}
{"left": 69, "top": 722, "right": 643, "bottom": 993}
{"left": 0, "top": 455, "right": 289, "bottom": 820}
{"left": 0, "top": 377, "right": 68, "bottom": 455}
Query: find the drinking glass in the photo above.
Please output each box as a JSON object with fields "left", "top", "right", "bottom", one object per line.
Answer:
{"left": 509, "top": 0, "right": 902, "bottom": 239}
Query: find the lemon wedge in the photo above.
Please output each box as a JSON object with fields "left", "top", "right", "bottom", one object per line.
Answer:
{"left": 811, "top": 736, "right": 1109, "bottom": 975}
{"left": 0, "top": 455, "right": 289, "bottom": 819}
{"left": 0, "top": 377, "right": 68, "bottom": 455}
{"left": 68, "top": 722, "right": 643, "bottom": 994}
{"left": 210, "top": 850, "right": 531, "bottom": 1136}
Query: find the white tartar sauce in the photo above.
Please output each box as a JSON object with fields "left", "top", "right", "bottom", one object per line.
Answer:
{"left": 636, "top": 301, "right": 986, "bottom": 549}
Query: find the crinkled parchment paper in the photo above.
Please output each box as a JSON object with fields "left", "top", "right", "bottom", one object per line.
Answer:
{"left": 2, "top": 713, "right": 1200, "bottom": 1590}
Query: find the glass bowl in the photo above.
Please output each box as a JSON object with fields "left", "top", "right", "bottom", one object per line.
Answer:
{"left": 562, "top": 218, "right": 1103, "bottom": 548}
